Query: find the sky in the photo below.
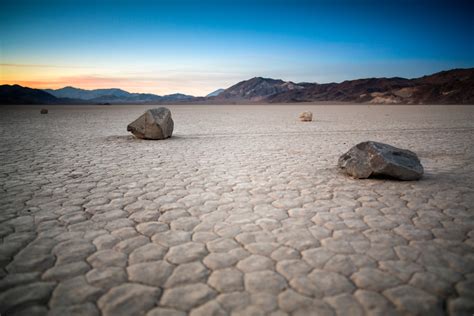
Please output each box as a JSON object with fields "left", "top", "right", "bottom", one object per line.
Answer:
{"left": 0, "top": 0, "right": 473, "bottom": 96}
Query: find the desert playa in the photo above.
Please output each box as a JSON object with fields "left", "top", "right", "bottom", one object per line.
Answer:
{"left": 0, "top": 104, "right": 473, "bottom": 315}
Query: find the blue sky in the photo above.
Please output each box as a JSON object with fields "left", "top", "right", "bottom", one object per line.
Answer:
{"left": 1, "top": 0, "right": 473, "bottom": 95}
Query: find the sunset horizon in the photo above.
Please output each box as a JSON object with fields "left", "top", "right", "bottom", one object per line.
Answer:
{"left": 3, "top": 66, "right": 474, "bottom": 97}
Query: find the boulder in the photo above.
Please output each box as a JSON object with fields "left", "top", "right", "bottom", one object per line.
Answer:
{"left": 338, "top": 141, "right": 423, "bottom": 180}
{"left": 127, "top": 107, "right": 174, "bottom": 140}
{"left": 299, "top": 111, "right": 312, "bottom": 122}
{"left": 40, "top": 109, "right": 48, "bottom": 114}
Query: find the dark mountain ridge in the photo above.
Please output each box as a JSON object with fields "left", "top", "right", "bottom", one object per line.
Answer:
{"left": 0, "top": 85, "right": 78, "bottom": 105}
{"left": 246, "top": 68, "right": 474, "bottom": 104}
{"left": 215, "top": 77, "right": 305, "bottom": 101}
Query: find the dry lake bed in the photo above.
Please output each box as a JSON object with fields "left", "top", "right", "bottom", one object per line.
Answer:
{"left": 0, "top": 104, "right": 473, "bottom": 315}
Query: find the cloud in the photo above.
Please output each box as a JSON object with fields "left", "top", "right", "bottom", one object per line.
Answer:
{"left": 0, "top": 63, "right": 92, "bottom": 69}
{"left": 2, "top": 74, "right": 157, "bottom": 89}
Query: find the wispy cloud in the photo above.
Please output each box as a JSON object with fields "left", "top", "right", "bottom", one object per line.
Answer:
{"left": 2, "top": 75, "right": 157, "bottom": 89}
{"left": 0, "top": 63, "right": 93, "bottom": 69}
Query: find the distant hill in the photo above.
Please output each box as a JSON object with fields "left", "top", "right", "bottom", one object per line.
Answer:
{"left": 161, "top": 93, "right": 195, "bottom": 101}
{"left": 266, "top": 77, "right": 413, "bottom": 104}
{"left": 206, "top": 88, "right": 225, "bottom": 97}
{"left": 219, "top": 68, "right": 474, "bottom": 104}
{"left": 43, "top": 86, "right": 194, "bottom": 103}
{"left": 44, "top": 86, "right": 131, "bottom": 100}
{"left": 411, "top": 68, "right": 474, "bottom": 104}
{"left": 0, "top": 85, "right": 63, "bottom": 104}
{"left": 0, "top": 85, "right": 195, "bottom": 105}
{"left": 213, "top": 77, "right": 304, "bottom": 101}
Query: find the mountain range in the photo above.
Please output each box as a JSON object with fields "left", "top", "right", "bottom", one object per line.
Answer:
{"left": 210, "top": 68, "right": 474, "bottom": 104}
{"left": 44, "top": 86, "right": 194, "bottom": 103}
{"left": 1, "top": 68, "right": 473, "bottom": 105}
{"left": 0, "top": 85, "right": 66, "bottom": 105}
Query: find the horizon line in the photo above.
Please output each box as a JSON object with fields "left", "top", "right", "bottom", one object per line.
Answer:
{"left": 2, "top": 66, "right": 473, "bottom": 96}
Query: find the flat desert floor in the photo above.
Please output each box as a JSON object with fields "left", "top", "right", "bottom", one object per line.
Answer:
{"left": 0, "top": 104, "right": 473, "bottom": 316}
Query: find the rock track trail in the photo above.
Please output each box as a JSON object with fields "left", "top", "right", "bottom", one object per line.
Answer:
{"left": 0, "top": 104, "right": 473, "bottom": 315}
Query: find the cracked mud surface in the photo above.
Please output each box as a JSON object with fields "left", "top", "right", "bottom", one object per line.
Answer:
{"left": 0, "top": 104, "right": 473, "bottom": 315}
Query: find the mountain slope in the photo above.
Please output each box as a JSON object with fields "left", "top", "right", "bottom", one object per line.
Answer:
{"left": 44, "top": 86, "right": 131, "bottom": 100}
{"left": 161, "top": 93, "right": 194, "bottom": 101}
{"left": 409, "top": 68, "right": 474, "bottom": 104}
{"left": 206, "top": 88, "right": 225, "bottom": 97}
{"left": 216, "top": 68, "right": 474, "bottom": 104}
{"left": 44, "top": 87, "right": 194, "bottom": 103}
{"left": 267, "top": 77, "right": 413, "bottom": 103}
{"left": 1, "top": 85, "right": 195, "bottom": 105}
{"left": 215, "top": 77, "right": 304, "bottom": 101}
{"left": 0, "top": 85, "right": 61, "bottom": 104}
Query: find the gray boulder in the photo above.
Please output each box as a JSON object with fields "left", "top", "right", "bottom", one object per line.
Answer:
{"left": 338, "top": 141, "right": 423, "bottom": 180}
{"left": 127, "top": 107, "right": 174, "bottom": 140}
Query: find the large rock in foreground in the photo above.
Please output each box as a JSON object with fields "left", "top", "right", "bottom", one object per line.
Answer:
{"left": 338, "top": 141, "right": 423, "bottom": 180}
{"left": 127, "top": 107, "right": 174, "bottom": 140}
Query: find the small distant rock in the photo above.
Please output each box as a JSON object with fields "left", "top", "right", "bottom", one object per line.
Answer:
{"left": 127, "top": 107, "right": 174, "bottom": 140}
{"left": 299, "top": 111, "right": 312, "bottom": 122}
{"left": 338, "top": 141, "right": 423, "bottom": 180}
{"left": 40, "top": 109, "right": 48, "bottom": 114}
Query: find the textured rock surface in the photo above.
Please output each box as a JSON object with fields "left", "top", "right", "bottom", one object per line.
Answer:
{"left": 127, "top": 107, "right": 173, "bottom": 140}
{"left": 299, "top": 111, "right": 312, "bottom": 122}
{"left": 0, "top": 104, "right": 473, "bottom": 315}
{"left": 338, "top": 141, "right": 424, "bottom": 180}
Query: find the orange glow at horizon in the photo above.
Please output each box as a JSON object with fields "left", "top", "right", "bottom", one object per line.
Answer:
{"left": 0, "top": 64, "right": 225, "bottom": 96}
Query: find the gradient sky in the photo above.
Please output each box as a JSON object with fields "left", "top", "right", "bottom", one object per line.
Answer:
{"left": 1, "top": 0, "right": 473, "bottom": 96}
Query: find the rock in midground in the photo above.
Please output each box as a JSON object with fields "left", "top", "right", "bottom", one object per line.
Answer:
{"left": 127, "top": 107, "right": 174, "bottom": 140}
{"left": 338, "top": 141, "right": 423, "bottom": 180}
{"left": 299, "top": 111, "right": 312, "bottom": 122}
